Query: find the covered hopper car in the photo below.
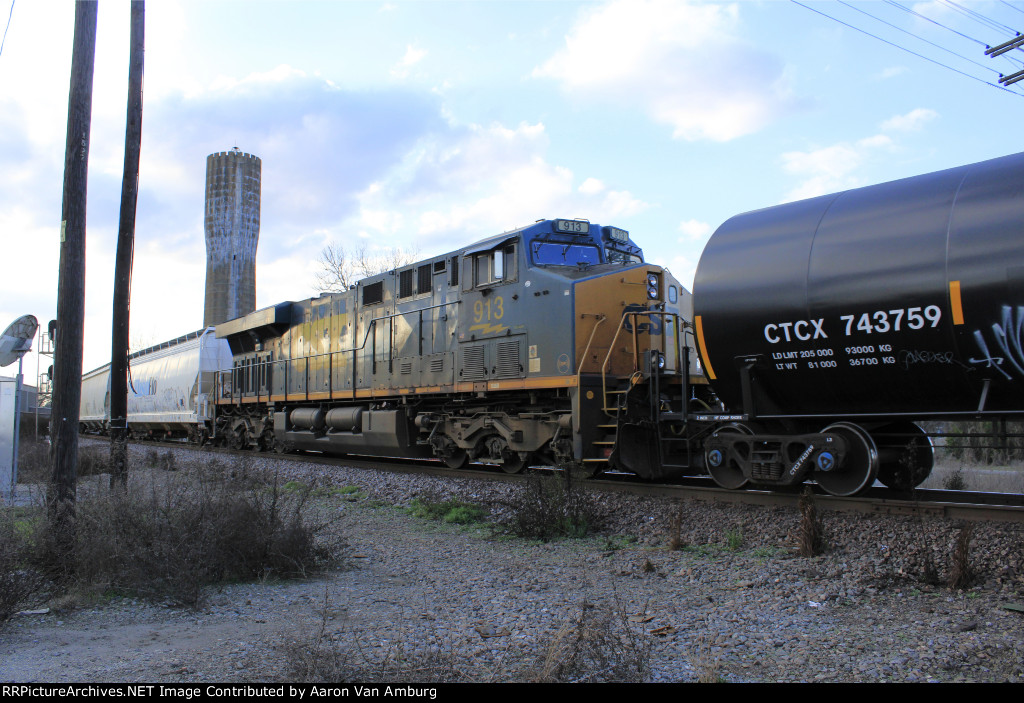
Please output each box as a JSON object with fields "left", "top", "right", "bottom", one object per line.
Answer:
{"left": 79, "top": 328, "right": 233, "bottom": 442}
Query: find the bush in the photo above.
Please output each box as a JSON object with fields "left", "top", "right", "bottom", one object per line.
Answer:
{"left": 0, "top": 508, "right": 49, "bottom": 623}
{"left": 497, "top": 471, "right": 602, "bottom": 542}
{"left": 943, "top": 468, "right": 967, "bottom": 491}
{"left": 33, "top": 458, "right": 345, "bottom": 608}
{"left": 14, "top": 440, "right": 51, "bottom": 484}
{"left": 529, "top": 600, "right": 651, "bottom": 683}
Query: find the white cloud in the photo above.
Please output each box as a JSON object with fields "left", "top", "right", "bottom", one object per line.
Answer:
{"left": 879, "top": 66, "right": 908, "bottom": 80}
{"left": 346, "top": 121, "right": 650, "bottom": 251}
{"left": 781, "top": 135, "right": 896, "bottom": 201}
{"left": 391, "top": 44, "right": 427, "bottom": 79}
{"left": 534, "top": 0, "right": 798, "bottom": 142}
{"left": 678, "top": 219, "right": 713, "bottom": 241}
{"left": 880, "top": 108, "right": 938, "bottom": 132}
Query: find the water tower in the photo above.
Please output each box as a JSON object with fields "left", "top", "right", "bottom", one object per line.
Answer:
{"left": 203, "top": 148, "right": 261, "bottom": 328}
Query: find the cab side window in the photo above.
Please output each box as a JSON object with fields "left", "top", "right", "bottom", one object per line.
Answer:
{"left": 463, "top": 243, "right": 516, "bottom": 291}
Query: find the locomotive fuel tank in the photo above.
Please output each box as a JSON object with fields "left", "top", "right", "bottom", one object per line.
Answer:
{"left": 693, "top": 151, "right": 1024, "bottom": 420}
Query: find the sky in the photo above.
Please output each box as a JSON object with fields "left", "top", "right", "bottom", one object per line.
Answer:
{"left": 2, "top": 0, "right": 1024, "bottom": 387}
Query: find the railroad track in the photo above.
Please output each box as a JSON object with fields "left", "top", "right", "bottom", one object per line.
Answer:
{"left": 89, "top": 436, "right": 1024, "bottom": 523}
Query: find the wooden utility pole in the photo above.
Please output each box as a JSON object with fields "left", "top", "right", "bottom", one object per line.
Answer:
{"left": 110, "top": 1, "right": 145, "bottom": 489}
{"left": 50, "top": 1, "right": 98, "bottom": 546}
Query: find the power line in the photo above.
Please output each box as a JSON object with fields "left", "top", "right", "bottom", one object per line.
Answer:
{"left": 885, "top": 0, "right": 988, "bottom": 47}
{"left": 839, "top": 0, "right": 1003, "bottom": 76}
{"left": 1002, "top": 1, "right": 1024, "bottom": 18}
{"left": 0, "top": 0, "right": 15, "bottom": 60}
{"left": 941, "top": 0, "right": 1018, "bottom": 36}
{"left": 790, "top": 0, "right": 1024, "bottom": 98}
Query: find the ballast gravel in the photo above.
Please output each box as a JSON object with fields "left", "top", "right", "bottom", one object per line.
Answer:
{"left": 1, "top": 444, "right": 1023, "bottom": 683}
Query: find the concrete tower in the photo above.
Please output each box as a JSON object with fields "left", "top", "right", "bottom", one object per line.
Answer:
{"left": 203, "top": 148, "right": 261, "bottom": 328}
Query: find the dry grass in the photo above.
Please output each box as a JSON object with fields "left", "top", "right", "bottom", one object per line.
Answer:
{"left": 948, "top": 523, "right": 975, "bottom": 591}
{"left": 797, "top": 487, "right": 826, "bottom": 557}
{"left": 8, "top": 454, "right": 346, "bottom": 610}
{"left": 922, "top": 462, "right": 1024, "bottom": 494}
{"left": 286, "top": 594, "right": 651, "bottom": 684}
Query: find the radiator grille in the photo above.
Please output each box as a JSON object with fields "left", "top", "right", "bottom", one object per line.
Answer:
{"left": 461, "top": 346, "right": 485, "bottom": 380}
{"left": 495, "top": 341, "right": 521, "bottom": 378}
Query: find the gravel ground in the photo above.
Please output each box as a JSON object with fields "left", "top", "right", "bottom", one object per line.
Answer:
{"left": 2, "top": 443, "right": 1023, "bottom": 683}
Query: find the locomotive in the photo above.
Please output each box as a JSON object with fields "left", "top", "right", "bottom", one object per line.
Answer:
{"left": 213, "top": 218, "right": 704, "bottom": 480}
{"left": 84, "top": 151, "right": 1024, "bottom": 497}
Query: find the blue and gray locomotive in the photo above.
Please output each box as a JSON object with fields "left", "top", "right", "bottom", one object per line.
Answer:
{"left": 207, "top": 151, "right": 1024, "bottom": 496}
{"left": 213, "top": 218, "right": 702, "bottom": 480}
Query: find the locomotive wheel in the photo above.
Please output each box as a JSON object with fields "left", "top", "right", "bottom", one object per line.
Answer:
{"left": 501, "top": 449, "right": 529, "bottom": 474}
{"left": 873, "top": 422, "right": 934, "bottom": 492}
{"left": 815, "top": 422, "right": 879, "bottom": 497}
{"left": 444, "top": 449, "right": 469, "bottom": 469}
{"left": 231, "top": 426, "right": 248, "bottom": 451}
{"left": 706, "top": 423, "right": 755, "bottom": 490}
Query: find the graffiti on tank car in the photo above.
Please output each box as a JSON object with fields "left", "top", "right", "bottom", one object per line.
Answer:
{"left": 763, "top": 319, "right": 827, "bottom": 343}
{"left": 969, "top": 304, "right": 1024, "bottom": 380}
{"left": 898, "top": 349, "right": 964, "bottom": 370}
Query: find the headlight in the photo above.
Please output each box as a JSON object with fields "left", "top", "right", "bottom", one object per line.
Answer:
{"left": 646, "top": 273, "right": 659, "bottom": 299}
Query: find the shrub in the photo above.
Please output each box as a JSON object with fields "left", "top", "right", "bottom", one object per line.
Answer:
{"left": 0, "top": 508, "right": 49, "bottom": 623}
{"left": 529, "top": 599, "right": 651, "bottom": 683}
{"left": 33, "top": 459, "right": 344, "bottom": 608}
{"left": 943, "top": 468, "right": 967, "bottom": 491}
{"left": 497, "top": 471, "right": 602, "bottom": 542}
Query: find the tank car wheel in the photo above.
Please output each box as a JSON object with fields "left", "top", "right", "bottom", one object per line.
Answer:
{"left": 706, "top": 423, "right": 756, "bottom": 490}
{"left": 815, "top": 422, "right": 879, "bottom": 497}
{"left": 443, "top": 449, "right": 469, "bottom": 469}
{"left": 872, "top": 422, "right": 934, "bottom": 492}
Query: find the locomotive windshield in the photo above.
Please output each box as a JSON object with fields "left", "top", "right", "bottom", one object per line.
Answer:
{"left": 530, "top": 240, "right": 602, "bottom": 267}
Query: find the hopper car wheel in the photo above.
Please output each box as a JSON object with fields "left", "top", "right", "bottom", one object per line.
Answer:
{"left": 873, "top": 422, "right": 934, "bottom": 492}
{"left": 815, "top": 422, "right": 879, "bottom": 497}
{"left": 444, "top": 449, "right": 469, "bottom": 469}
{"left": 706, "top": 423, "right": 756, "bottom": 490}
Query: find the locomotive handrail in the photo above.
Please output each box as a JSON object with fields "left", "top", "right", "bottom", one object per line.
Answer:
{"left": 599, "top": 309, "right": 684, "bottom": 420}
{"left": 216, "top": 299, "right": 462, "bottom": 404}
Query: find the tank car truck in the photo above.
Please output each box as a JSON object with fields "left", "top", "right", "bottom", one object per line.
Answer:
{"left": 692, "top": 151, "right": 1024, "bottom": 496}
{"left": 213, "top": 219, "right": 708, "bottom": 479}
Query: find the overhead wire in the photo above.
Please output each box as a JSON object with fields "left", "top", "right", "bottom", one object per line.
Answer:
{"left": 838, "top": 0, "right": 1004, "bottom": 75}
{"left": 0, "top": 0, "right": 15, "bottom": 60}
{"left": 790, "top": 0, "right": 1024, "bottom": 97}
{"left": 885, "top": 0, "right": 989, "bottom": 46}
{"left": 1001, "top": 1, "right": 1024, "bottom": 18}
{"left": 885, "top": 0, "right": 1023, "bottom": 70}
{"left": 940, "top": 0, "right": 1019, "bottom": 36}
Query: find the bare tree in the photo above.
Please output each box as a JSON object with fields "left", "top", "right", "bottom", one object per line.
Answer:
{"left": 315, "top": 243, "right": 420, "bottom": 293}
